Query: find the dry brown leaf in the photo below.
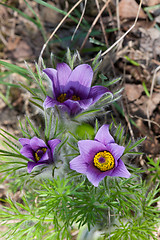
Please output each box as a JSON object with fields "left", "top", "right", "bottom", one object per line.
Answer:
{"left": 125, "top": 84, "right": 144, "bottom": 101}
{"left": 119, "top": 0, "right": 146, "bottom": 19}
{"left": 0, "top": 5, "right": 8, "bottom": 20}
{"left": 133, "top": 93, "right": 160, "bottom": 117}
{"left": 152, "top": 113, "right": 160, "bottom": 134}
{"left": 144, "top": 0, "right": 160, "bottom": 6}
{"left": 136, "top": 119, "right": 160, "bottom": 154}
{"left": 147, "top": 92, "right": 160, "bottom": 117}
{"left": 143, "top": 137, "right": 160, "bottom": 154}
{"left": 122, "top": 19, "right": 155, "bottom": 30}
{"left": 7, "top": 36, "right": 21, "bottom": 51}
{"left": 12, "top": 40, "right": 33, "bottom": 60}
{"left": 40, "top": 1, "right": 62, "bottom": 24}
{"left": 123, "top": 64, "right": 149, "bottom": 82}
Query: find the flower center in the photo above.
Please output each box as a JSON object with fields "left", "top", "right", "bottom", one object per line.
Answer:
{"left": 57, "top": 93, "right": 80, "bottom": 103}
{"left": 35, "top": 148, "right": 47, "bottom": 162}
{"left": 93, "top": 151, "right": 114, "bottom": 171}
{"left": 71, "top": 95, "right": 80, "bottom": 101}
{"left": 57, "top": 93, "right": 67, "bottom": 103}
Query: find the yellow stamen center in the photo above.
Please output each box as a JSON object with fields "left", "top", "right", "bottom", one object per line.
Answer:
{"left": 57, "top": 93, "right": 80, "bottom": 103}
{"left": 71, "top": 95, "right": 80, "bottom": 101}
{"left": 93, "top": 151, "right": 114, "bottom": 171}
{"left": 57, "top": 93, "right": 67, "bottom": 103}
{"left": 35, "top": 148, "right": 47, "bottom": 162}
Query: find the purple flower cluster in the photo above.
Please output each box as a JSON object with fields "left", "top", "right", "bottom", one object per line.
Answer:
{"left": 70, "top": 125, "right": 131, "bottom": 187}
{"left": 43, "top": 63, "right": 110, "bottom": 116}
{"left": 19, "top": 137, "right": 61, "bottom": 173}
{"left": 19, "top": 62, "right": 131, "bottom": 187}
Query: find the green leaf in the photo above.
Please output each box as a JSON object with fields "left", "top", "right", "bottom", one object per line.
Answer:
{"left": 0, "top": 3, "right": 40, "bottom": 28}
{"left": 19, "top": 83, "right": 38, "bottom": 96}
{"left": 29, "top": 99, "right": 44, "bottom": 110}
{"left": 75, "top": 123, "right": 94, "bottom": 139}
{"left": 25, "top": 116, "right": 40, "bottom": 138}
{"left": 75, "top": 109, "right": 101, "bottom": 119}
{"left": 142, "top": 81, "right": 150, "bottom": 97}
{"left": 124, "top": 56, "right": 140, "bottom": 66}
{"left": 124, "top": 137, "right": 146, "bottom": 155}
{"left": 0, "top": 60, "right": 31, "bottom": 81}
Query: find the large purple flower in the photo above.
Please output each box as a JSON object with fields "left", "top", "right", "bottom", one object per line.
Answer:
{"left": 70, "top": 125, "right": 131, "bottom": 187}
{"left": 43, "top": 63, "right": 110, "bottom": 116}
{"left": 19, "top": 137, "right": 61, "bottom": 173}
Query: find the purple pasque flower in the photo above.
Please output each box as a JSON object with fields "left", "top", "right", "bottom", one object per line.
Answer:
{"left": 43, "top": 63, "right": 110, "bottom": 116}
{"left": 70, "top": 124, "right": 131, "bottom": 187}
{"left": 19, "top": 137, "right": 61, "bottom": 173}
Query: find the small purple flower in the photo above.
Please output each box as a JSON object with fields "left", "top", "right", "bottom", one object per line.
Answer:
{"left": 43, "top": 63, "right": 110, "bottom": 116}
{"left": 70, "top": 125, "right": 131, "bottom": 187}
{"left": 19, "top": 137, "right": 61, "bottom": 173}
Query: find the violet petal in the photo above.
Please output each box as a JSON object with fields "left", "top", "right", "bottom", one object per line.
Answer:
{"left": 89, "top": 86, "right": 111, "bottom": 103}
{"left": 70, "top": 155, "right": 88, "bottom": 174}
{"left": 19, "top": 138, "right": 30, "bottom": 146}
{"left": 86, "top": 164, "right": 103, "bottom": 187}
{"left": 30, "top": 137, "right": 47, "bottom": 151}
{"left": 57, "top": 63, "right": 72, "bottom": 92}
{"left": 48, "top": 139, "right": 61, "bottom": 157}
{"left": 78, "top": 98, "right": 93, "bottom": 109}
{"left": 78, "top": 140, "right": 106, "bottom": 163}
{"left": 27, "top": 161, "right": 37, "bottom": 173}
{"left": 43, "top": 96, "right": 57, "bottom": 108}
{"left": 64, "top": 99, "right": 82, "bottom": 116}
{"left": 65, "top": 64, "right": 93, "bottom": 98}
{"left": 106, "top": 143, "right": 125, "bottom": 162}
{"left": 20, "top": 146, "right": 35, "bottom": 160}
{"left": 43, "top": 96, "right": 70, "bottom": 113}
{"left": 43, "top": 68, "right": 58, "bottom": 97}
{"left": 111, "top": 159, "right": 131, "bottom": 178}
{"left": 38, "top": 150, "right": 49, "bottom": 162}
{"left": 95, "top": 125, "right": 115, "bottom": 145}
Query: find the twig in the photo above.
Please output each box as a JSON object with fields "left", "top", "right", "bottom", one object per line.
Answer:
{"left": 0, "top": 31, "right": 7, "bottom": 46}
{"left": 101, "top": 0, "right": 143, "bottom": 57}
{"left": 80, "top": 0, "right": 110, "bottom": 51}
{"left": 38, "top": 0, "right": 83, "bottom": 67}
{"left": 116, "top": 0, "right": 120, "bottom": 31}
{"left": 71, "top": 0, "right": 88, "bottom": 41}
{"left": 146, "top": 65, "right": 160, "bottom": 129}
{"left": 130, "top": 114, "right": 160, "bottom": 129}
{"left": 123, "top": 96, "right": 138, "bottom": 152}
{"left": 150, "top": 65, "right": 160, "bottom": 97}
{"left": 95, "top": 0, "right": 108, "bottom": 46}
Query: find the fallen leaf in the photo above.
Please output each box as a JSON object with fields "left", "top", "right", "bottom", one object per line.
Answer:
{"left": 40, "top": 1, "right": 62, "bottom": 24}
{"left": 144, "top": 0, "right": 160, "bottom": 6}
{"left": 12, "top": 40, "right": 33, "bottom": 59}
{"left": 125, "top": 84, "right": 144, "bottom": 101}
{"left": 119, "top": 0, "right": 146, "bottom": 19}
{"left": 7, "top": 36, "right": 21, "bottom": 51}
{"left": 147, "top": 93, "right": 160, "bottom": 117}
{"left": 139, "top": 28, "right": 160, "bottom": 58}
{"left": 152, "top": 113, "right": 160, "bottom": 135}
{"left": 136, "top": 119, "right": 160, "bottom": 154}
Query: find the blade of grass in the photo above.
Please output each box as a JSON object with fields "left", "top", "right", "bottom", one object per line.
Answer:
{"left": 0, "top": 92, "right": 13, "bottom": 108}
{"left": 23, "top": 0, "right": 47, "bottom": 42}
{"left": 0, "top": 3, "right": 40, "bottom": 28}
{"left": 0, "top": 61, "right": 31, "bottom": 81}
{"left": 34, "top": 0, "right": 78, "bottom": 23}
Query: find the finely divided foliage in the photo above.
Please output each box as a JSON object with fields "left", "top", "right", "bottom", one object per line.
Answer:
{"left": 0, "top": 51, "right": 158, "bottom": 240}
